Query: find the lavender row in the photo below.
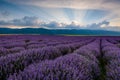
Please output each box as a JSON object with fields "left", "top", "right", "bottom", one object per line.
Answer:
{"left": 102, "top": 39, "right": 120, "bottom": 80}
{"left": 7, "top": 39, "right": 101, "bottom": 80}
{"left": 0, "top": 37, "right": 87, "bottom": 57}
{"left": 74, "top": 39, "right": 100, "bottom": 60}
{"left": 0, "top": 35, "right": 89, "bottom": 45}
{"left": 0, "top": 40, "right": 92, "bottom": 80}
{"left": 26, "top": 39, "right": 83, "bottom": 49}
{"left": 0, "top": 39, "right": 75, "bottom": 49}
{"left": 8, "top": 53, "right": 99, "bottom": 80}
{"left": 74, "top": 39, "right": 101, "bottom": 79}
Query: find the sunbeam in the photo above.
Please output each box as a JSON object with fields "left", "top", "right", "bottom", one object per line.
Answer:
{"left": 0, "top": 0, "right": 120, "bottom": 30}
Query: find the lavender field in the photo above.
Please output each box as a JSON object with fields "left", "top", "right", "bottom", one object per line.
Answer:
{"left": 0, "top": 35, "right": 119, "bottom": 80}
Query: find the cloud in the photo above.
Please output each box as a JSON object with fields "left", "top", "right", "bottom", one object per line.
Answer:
{"left": 4, "top": 0, "right": 120, "bottom": 25}
{"left": 86, "top": 21, "right": 110, "bottom": 29}
{"left": 99, "top": 21, "right": 110, "bottom": 25}
{"left": 0, "top": 16, "right": 42, "bottom": 28}
{"left": 0, "top": 16, "right": 120, "bottom": 31}
{"left": 40, "top": 21, "right": 84, "bottom": 29}
{"left": 0, "top": 11, "right": 10, "bottom": 17}
{"left": 41, "top": 21, "right": 63, "bottom": 29}
{"left": 5, "top": 0, "right": 120, "bottom": 10}
{"left": 64, "top": 21, "right": 82, "bottom": 29}
{"left": 12, "top": 16, "right": 41, "bottom": 26}
{"left": 0, "top": 16, "right": 83, "bottom": 29}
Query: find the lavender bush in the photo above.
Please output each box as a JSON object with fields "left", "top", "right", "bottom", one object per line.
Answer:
{"left": 0, "top": 35, "right": 119, "bottom": 80}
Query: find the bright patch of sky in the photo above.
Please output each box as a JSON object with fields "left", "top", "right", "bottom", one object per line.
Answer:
{"left": 0, "top": 0, "right": 120, "bottom": 31}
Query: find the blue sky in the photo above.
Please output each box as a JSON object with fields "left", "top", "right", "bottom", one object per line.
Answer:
{"left": 0, "top": 0, "right": 120, "bottom": 31}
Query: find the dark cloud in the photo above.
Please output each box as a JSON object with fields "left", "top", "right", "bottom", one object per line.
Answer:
{"left": 0, "top": 16, "right": 117, "bottom": 31}
{"left": 86, "top": 21, "right": 110, "bottom": 29}
{"left": 103, "top": 0, "right": 120, "bottom": 3}
{"left": 41, "top": 20, "right": 110, "bottom": 30}
{"left": 0, "top": 11, "right": 10, "bottom": 17}
{"left": 41, "top": 21, "right": 62, "bottom": 29}
{"left": 0, "top": 16, "right": 41, "bottom": 27}
{"left": 11, "top": 16, "right": 40, "bottom": 26}
{"left": 41, "top": 21, "right": 82, "bottom": 29}
{"left": 99, "top": 21, "right": 110, "bottom": 25}
{"left": 0, "top": 20, "right": 11, "bottom": 25}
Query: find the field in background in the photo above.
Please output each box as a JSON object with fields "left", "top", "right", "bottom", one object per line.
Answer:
{"left": 0, "top": 35, "right": 119, "bottom": 80}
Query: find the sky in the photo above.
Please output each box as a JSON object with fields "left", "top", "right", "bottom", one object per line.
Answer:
{"left": 0, "top": 0, "right": 120, "bottom": 31}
